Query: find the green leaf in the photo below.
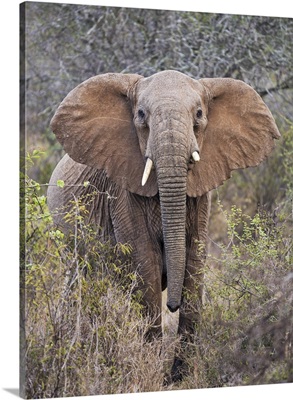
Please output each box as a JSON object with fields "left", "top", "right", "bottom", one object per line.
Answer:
{"left": 57, "top": 180, "right": 65, "bottom": 188}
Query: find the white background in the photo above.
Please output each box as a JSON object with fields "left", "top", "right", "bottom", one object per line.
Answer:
{"left": 0, "top": 1, "right": 292, "bottom": 399}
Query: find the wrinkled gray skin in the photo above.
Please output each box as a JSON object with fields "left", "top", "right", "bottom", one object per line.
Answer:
{"left": 47, "top": 70, "right": 280, "bottom": 381}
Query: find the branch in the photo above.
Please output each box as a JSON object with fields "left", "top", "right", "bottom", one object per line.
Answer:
{"left": 258, "top": 76, "right": 293, "bottom": 97}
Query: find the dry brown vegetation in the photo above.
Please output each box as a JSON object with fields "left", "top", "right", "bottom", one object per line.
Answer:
{"left": 21, "top": 135, "right": 292, "bottom": 396}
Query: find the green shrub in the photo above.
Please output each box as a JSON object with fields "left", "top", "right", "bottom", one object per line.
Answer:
{"left": 22, "top": 157, "right": 165, "bottom": 398}
{"left": 179, "top": 202, "right": 292, "bottom": 389}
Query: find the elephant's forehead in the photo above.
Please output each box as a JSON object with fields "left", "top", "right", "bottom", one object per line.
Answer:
{"left": 137, "top": 71, "right": 201, "bottom": 107}
{"left": 140, "top": 70, "right": 192, "bottom": 91}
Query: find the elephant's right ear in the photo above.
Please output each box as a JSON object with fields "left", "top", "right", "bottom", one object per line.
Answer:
{"left": 50, "top": 73, "right": 158, "bottom": 197}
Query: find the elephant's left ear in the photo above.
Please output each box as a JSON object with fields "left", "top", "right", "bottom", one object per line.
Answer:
{"left": 187, "top": 78, "right": 281, "bottom": 197}
{"left": 50, "top": 73, "right": 158, "bottom": 197}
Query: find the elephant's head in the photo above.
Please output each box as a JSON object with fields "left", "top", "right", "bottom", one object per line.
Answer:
{"left": 50, "top": 71, "right": 280, "bottom": 312}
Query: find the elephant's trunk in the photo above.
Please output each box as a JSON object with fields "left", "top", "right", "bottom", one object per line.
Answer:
{"left": 152, "top": 121, "right": 190, "bottom": 312}
{"left": 157, "top": 161, "right": 187, "bottom": 312}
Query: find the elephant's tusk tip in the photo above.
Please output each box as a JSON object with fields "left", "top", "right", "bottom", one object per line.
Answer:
{"left": 192, "top": 151, "right": 200, "bottom": 162}
{"left": 142, "top": 158, "right": 153, "bottom": 186}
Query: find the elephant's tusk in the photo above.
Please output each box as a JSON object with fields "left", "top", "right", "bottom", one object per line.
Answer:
{"left": 192, "top": 151, "right": 200, "bottom": 162}
{"left": 142, "top": 158, "right": 153, "bottom": 186}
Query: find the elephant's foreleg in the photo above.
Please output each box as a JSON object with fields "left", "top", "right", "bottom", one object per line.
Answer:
{"left": 179, "top": 260, "right": 204, "bottom": 337}
{"left": 171, "top": 258, "right": 204, "bottom": 382}
{"left": 110, "top": 194, "right": 164, "bottom": 339}
{"left": 132, "top": 250, "right": 164, "bottom": 340}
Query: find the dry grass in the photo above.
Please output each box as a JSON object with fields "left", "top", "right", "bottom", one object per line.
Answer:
{"left": 22, "top": 171, "right": 293, "bottom": 398}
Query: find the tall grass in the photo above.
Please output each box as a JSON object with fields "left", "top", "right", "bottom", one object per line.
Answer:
{"left": 23, "top": 173, "right": 168, "bottom": 397}
{"left": 21, "top": 152, "right": 292, "bottom": 397}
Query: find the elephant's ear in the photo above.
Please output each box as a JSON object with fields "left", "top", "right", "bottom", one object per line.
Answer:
{"left": 187, "top": 78, "right": 281, "bottom": 197}
{"left": 50, "top": 73, "right": 158, "bottom": 197}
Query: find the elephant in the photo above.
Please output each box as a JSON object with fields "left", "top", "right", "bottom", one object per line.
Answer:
{"left": 47, "top": 70, "right": 280, "bottom": 381}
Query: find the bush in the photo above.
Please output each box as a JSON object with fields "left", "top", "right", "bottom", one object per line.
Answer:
{"left": 22, "top": 157, "right": 166, "bottom": 398}
{"left": 178, "top": 203, "right": 292, "bottom": 389}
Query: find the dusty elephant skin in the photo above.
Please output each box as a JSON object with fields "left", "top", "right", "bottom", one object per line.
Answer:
{"left": 47, "top": 70, "right": 280, "bottom": 382}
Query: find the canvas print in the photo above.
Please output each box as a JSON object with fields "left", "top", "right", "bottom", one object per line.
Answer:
{"left": 20, "top": 1, "right": 293, "bottom": 398}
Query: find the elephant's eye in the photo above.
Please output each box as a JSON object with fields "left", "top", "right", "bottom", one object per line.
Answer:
{"left": 138, "top": 109, "right": 145, "bottom": 120}
{"left": 196, "top": 109, "right": 203, "bottom": 119}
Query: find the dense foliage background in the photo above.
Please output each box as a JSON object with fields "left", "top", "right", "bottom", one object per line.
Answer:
{"left": 21, "top": 2, "right": 293, "bottom": 397}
